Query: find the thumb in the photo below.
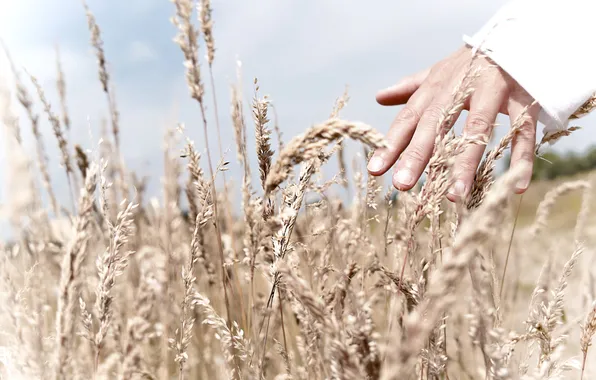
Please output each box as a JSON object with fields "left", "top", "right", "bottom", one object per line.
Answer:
{"left": 376, "top": 67, "right": 430, "bottom": 106}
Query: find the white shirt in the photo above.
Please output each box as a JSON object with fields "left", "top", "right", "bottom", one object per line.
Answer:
{"left": 464, "top": 0, "right": 596, "bottom": 141}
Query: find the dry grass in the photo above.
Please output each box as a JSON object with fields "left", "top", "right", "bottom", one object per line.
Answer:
{"left": 1, "top": 2, "right": 596, "bottom": 380}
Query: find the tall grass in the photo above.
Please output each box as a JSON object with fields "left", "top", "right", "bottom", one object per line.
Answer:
{"left": 1, "top": 2, "right": 596, "bottom": 380}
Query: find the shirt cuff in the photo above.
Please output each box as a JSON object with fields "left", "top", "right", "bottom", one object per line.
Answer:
{"left": 463, "top": 0, "right": 596, "bottom": 142}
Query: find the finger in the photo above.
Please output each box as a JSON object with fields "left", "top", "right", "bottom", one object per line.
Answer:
{"left": 447, "top": 89, "right": 505, "bottom": 202}
{"left": 367, "top": 87, "right": 433, "bottom": 176}
{"left": 392, "top": 92, "right": 459, "bottom": 191}
{"left": 376, "top": 68, "right": 431, "bottom": 106}
{"left": 508, "top": 100, "right": 539, "bottom": 194}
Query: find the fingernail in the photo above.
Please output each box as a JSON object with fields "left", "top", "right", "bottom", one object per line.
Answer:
{"left": 367, "top": 156, "right": 384, "bottom": 172}
{"left": 515, "top": 163, "right": 533, "bottom": 191}
{"left": 448, "top": 180, "right": 467, "bottom": 198}
{"left": 516, "top": 176, "right": 531, "bottom": 192}
{"left": 394, "top": 168, "right": 414, "bottom": 187}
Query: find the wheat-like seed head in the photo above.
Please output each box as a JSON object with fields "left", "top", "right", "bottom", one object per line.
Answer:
{"left": 198, "top": 0, "right": 215, "bottom": 66}
{"left": 265, "top": 119, "right": 386, "bottom": 194}
{"left": 253, "top": 79, "right": 274, "bottom": 193}
{"left": 54, "top": 165, "right": 98, "bottom": 379}
{"left": 55, "top": 46, "right": 71, "bottom": 132}
{"left": 28, "top": 73, "right": 75, "bottom": 176}
{"left": 2, "top": 2, "right": 596, "bottom": 379}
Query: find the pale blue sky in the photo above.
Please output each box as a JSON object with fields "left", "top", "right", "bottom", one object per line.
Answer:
{"left": 0, "top": 0, "right": 594, "bottom": 225}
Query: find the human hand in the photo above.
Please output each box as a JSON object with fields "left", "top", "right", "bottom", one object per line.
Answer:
{"left": 367, "top": 46, "right": 539, "bottom": 201}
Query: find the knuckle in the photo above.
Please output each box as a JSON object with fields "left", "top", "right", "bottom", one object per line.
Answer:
{"left": 517, "top": 114, "right": 534, "bottom": 128}
{"left": 420, "top": 104, "right": 445, "bottom": 130}
{"left": 372, "top": 147, "right": 388, "bottom": 156}
{"left": 465, "top": 113, "right": 493, "bottom": 137}
{"left": 516, "top": 122, "right": 536, "bottom": 140}
{"left": 425, "top": 103, "right": 445, "bottom": 120}
{"left": 404, "top": 146, "right": 426, "bottom": 164}
{"left": 456, "top": 158, "right": 477, "bottom": 175}
{"left": 519, "top": 151, "right": 535, "bottom": 163}
{"left": 396, "top": 106, "right": 421, "bottom": 124}
{"left": 382, "top": 139, "right": 399, "bottom": 154}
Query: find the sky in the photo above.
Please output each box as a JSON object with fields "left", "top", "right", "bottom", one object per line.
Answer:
{"left": 0, "top": 0, "right": 595, "bottom": 227}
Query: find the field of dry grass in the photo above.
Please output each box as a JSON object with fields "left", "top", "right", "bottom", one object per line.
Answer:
{"left": 1, "top": 1, "right": 596, "bottom": 379}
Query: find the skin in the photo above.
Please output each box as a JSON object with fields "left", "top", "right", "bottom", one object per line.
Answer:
{"left": 367, "top": 46, "right": 540, "bottom": 202}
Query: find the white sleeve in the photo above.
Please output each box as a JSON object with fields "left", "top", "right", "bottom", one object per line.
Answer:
{"left": 463, "top": 0, "right": 596, "bottom": 141}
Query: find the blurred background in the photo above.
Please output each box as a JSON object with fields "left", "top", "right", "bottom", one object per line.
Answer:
{"left": 1, "top": 0, "right": 594, "bottom": 233}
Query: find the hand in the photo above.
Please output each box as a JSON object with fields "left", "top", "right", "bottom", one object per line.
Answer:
{"left": 367, "top": 46, "right": 539, "bottom": 201}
